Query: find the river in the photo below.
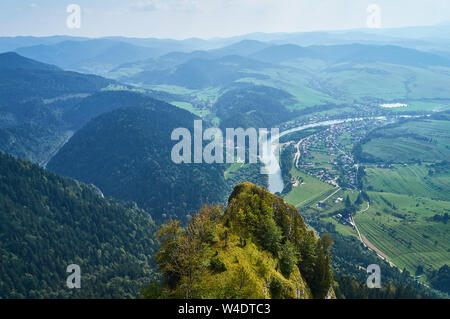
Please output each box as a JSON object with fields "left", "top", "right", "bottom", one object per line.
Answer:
{"left": 264, "top": 117, "right": 388, "bottom": 194}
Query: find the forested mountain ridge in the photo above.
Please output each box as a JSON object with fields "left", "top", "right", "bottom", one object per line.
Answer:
{"left": 0, "top": 52, "right": 114, "bottom": 164}
{"left": 48, "top": 101, "right": 228, "bottom": 220}
{"left": 13, "top": 38, "right": 208, "bottom": 75}
{"left": 14, "top": 40, "right": 161, "bottom": 75}
{"left": 62, "top": 90, "right": 156, "bottom": 129}
{"left": 214, "top": 85, "right": 297, "bottom": 129}
{"left": 124, "top": 55, "right": 272, "bottom": 89}
{"left": 145, "top": 183, "right": 335, "bottom": 299}
{"left": 0, "top": 51, "right": 60, "bottom": 71}
{"left": 0, "top": 153, "right": 158, "bottom": 298}
{"left": 0, "top": 52, "right": 112, "bottom": 106}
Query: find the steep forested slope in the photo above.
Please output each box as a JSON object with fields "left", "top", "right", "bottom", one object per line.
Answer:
{"left": 0, "top": 153, "right": 158, "bottom": 298}
{"left": 62, "top": 90, "right": 154, "bottom": 129}
{"left": 0, "top": 52, "right": 114, "bottom": 164}
{"left": 0, "top": 52, "right": 112, "bottom": 106}
{"left": 125, "top": 55, "right": 271, "bottom": 89}
{"left": 48, "top": 101, "right": 228, "bottom": 220}
{"left": 14, "top": 39, "right": 162, "bottom": 75}
{"left": 214, "top": 85, "right": 296, "bottom": 129}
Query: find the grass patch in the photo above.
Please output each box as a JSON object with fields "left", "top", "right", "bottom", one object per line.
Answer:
{"left": 362, "top": 119, "right": 450, "bottom": 163}
{"left": 364, "top": 164, "right": 450, "bottom": 201}
{"left": 354, "top": 191, "right": 450, "bottom": 275}
{"left": 170, "top": 101, "right": 210, "bottom": 117}
{"left": 284, "top": 168, "right": 334, "bottom": 208}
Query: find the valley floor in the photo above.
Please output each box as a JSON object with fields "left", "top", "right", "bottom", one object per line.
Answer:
{"left": 280, "top": 115, "right": 450, "bottom": 287}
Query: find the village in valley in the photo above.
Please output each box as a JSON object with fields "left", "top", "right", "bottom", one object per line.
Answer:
{"left": 285, "top": 119, "right": 386, "bottom": 190}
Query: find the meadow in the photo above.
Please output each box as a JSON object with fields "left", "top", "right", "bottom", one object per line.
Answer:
{"left": 361, "top": 119, "right": 450, "bottom": 163}
{"left": 355, "top": 117, "right": 450, "bottom": 280}
{"left": 284, "top": 168, "right": 335, "bottom": 208}
{"left": 170, "top": 101, "right": 210, "bottom": 117}
{"left": 364, "top": 164, "right": 450, "bottom": 201}
{"left": 354, "top": 191, "right": 450, "bottom": 277}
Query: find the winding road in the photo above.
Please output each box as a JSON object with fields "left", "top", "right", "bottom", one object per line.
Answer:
{"left": 352, "top": 202, "right": 394, "bottom": 265}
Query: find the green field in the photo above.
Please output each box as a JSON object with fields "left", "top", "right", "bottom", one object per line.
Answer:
{"left": 355, "top": 191, "right": 450, "bottom": 275}
{"left": 170, "top": 101, "right": 210, "bottom": 117}
{"left": 320, "top": 63, "right": 450, "bottom": 102}
{"left": 238, "top": 67, "right": 342, "bottom": 108}
{"left": 353, "top": 117, "right": 450, "bottom": 281}
{"left": 320, "top": 65, "right": 408, "bottom": 101}
{"left": 362, "top": 119, "right": 450, "bottom": 163}
{"left": 274, "top": 61, "right": 450, "bottom": 104}
{"left": 322, "top": 216, "right": 359, "bottom": 238}
{"left": 284, "top": 168, "right": 335, "bottom": 208}
{"left": 364, "top": 164, "right": 450, "bottom": 201}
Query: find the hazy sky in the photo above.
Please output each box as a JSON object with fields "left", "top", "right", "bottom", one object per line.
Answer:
{"left": 1, "top": 0, "right": 450, "bottom": 39}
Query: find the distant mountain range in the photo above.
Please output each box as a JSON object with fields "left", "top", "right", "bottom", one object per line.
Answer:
{"left": 0, "top": 52, "right": 112, "bottom": 106}
{"left": 250, "top": 43, "right": 450, "bottom": 67}
{"left": 103, "top": 41, "right": 450, "bottom": 108}
{"left": 2, "top": 23, "right": 449, "bottom": 76}
{"left": 14, "top": 40, "right": 164, "bottom": 75}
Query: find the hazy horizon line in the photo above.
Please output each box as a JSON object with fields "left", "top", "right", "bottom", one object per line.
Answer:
{"left": 1, "top": 21, "right": 448, "bottom": 42}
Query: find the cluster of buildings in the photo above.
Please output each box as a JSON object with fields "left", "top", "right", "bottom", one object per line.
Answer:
{"left": 293, "top": 122, "right": 361, "bottom": 188}
{"left": 287, "top": 119, "right": 386, "bottom": 189}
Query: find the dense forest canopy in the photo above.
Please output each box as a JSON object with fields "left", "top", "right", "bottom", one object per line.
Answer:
{"left": 0, "top": 153, "right": 158, "bottom": 298}
{"left": 48, "top": 101, "right": 228, "bottom": 220}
